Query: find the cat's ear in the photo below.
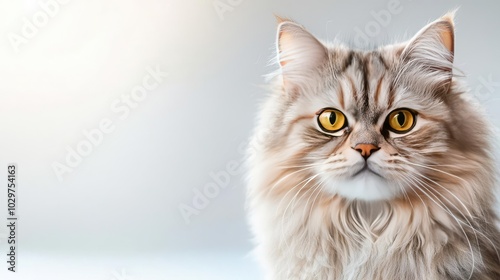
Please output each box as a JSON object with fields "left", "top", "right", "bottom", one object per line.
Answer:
{"left": 400, "top": 12, "right": 455, "bottom": 93}
{"left": 276, "top": 19, "right": 327, "bottom": 93}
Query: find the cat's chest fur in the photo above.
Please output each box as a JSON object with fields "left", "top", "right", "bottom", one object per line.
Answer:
{"left": 248, "top": 12, "right": 500, "bottom": 280}
{"left": 253, "top": 197, "right": 473, "bottom": 280}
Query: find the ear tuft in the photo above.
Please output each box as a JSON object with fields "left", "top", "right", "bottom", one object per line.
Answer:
{"left": 276, "top": 21, "right": 327, "bottom": 92}
{"left": 274, "top": 14, "right": 293, "bottom": 24}
{"left": 402, "top": 12, "right": 456, "bottom": 62}
{"left": 399, "top": 12, "right": 457, "bottom": 93}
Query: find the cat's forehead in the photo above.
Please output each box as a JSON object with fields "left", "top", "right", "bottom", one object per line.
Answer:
{"left": 325, "top": 49, "right": 399, "bottom": 122}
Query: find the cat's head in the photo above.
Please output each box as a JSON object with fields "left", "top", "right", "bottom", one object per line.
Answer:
{"left": 254, "top": 12, "right": 491, "bottom": 201}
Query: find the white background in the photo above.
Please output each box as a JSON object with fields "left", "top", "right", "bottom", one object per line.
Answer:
{"left": 0, "top": 1, "right": 499, "bottom": 279}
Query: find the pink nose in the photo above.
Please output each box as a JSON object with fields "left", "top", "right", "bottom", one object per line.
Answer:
{"left": 353, "top": 143, "right": 379, "bottom": 159}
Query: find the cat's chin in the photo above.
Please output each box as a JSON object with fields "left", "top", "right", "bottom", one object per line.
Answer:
{"left": 324, "top": 169, "right": 397, "bottom": 201}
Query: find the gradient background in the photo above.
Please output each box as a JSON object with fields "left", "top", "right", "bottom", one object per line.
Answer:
{"left": 0, "top": 1, "right": 499, "bottom": 279}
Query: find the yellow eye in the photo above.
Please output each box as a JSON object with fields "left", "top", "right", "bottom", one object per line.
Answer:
{"left": 317, "top": 108, "right": 347, "bottom": 132}
{"left": 387, "top": 109, "right": 416, "bottom": 133}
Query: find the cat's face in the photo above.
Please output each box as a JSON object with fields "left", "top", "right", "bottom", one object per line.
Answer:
{"left": 259, "top": 14, "right": 484, "bottom": 201}
{"left": 284, "top": 52, "right": 451, "bottom": 200}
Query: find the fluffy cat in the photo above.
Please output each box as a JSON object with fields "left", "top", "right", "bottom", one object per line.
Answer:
{"left": 247, "top": 12, "right": 500, "bottom": 279}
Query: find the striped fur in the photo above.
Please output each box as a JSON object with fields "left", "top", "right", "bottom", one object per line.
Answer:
{"left": 247, "top": 12, "right": 500, "bottom": 279}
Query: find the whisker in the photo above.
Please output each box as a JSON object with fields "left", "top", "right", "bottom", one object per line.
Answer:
{"left": 403, "top": 161, "right": 470, "bottom": 185}
{"left": 403, "top": 173, "right": 476, "bottom": 279}
{"left": 409, "top": 173, "right": 480, "bottom": 242}
{"left": 399, "top": 175, "right": 430, "bottom": 217}
{"left": 278, "top": 173, "right": 321, "bottom": 248}
{"left": 395, "top": 179, "right": 414, "bottom": 210}
{"left": 299, "top": 176, "right": 327, "bottom": 218}
{"left": 296, "top": 178, "right": 328, "bottom": 242}
{"left": 411, "top": 171, "right": 500, "bottom": 263}
{"left": 289, "top": 173, "right": 323, "bottom": 212}
{"left": 267, "top": 165, "right": 317, "bottom": 196}
{"left": 276, "top": 162, "right": 326, "bottom": 170}
{"left": 307, "top": 178, "right": 328, "bottom": 226}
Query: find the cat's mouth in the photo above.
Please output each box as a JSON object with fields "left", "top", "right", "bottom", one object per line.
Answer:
{"left": 352, "top": 165, "right": 383, "bottom": 179}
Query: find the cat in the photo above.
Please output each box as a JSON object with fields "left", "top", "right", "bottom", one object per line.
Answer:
{"left": 246, "top": 12, "right": 500, "bottom": 280}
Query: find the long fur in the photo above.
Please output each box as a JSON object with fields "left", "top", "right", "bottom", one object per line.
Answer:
{"left": 247, "top": 13, "right": 500, "bottom": 280}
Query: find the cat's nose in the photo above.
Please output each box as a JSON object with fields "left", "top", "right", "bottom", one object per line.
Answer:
{"left": 353, "top": 143, "right": 380, "bottom": 159}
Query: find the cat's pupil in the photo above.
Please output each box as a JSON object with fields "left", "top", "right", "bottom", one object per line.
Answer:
{"left": 397, "top": 112, "right": 405, "bottom": 126}
{"left": 329, "top": 112, "right": 337, "bottom": 125}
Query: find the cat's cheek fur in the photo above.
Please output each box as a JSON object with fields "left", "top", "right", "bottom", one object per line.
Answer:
{"left": 248, "top": 12, "right": 500, "bottom": 279}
